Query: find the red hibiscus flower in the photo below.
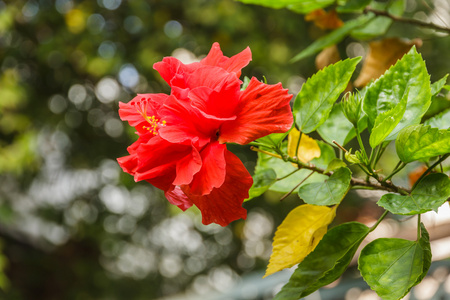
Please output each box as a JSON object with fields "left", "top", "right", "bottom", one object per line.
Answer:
{"left": 117, "top": 43, "right": 293, "bottom": 226}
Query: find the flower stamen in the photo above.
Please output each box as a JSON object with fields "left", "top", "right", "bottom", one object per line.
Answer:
{"left": 134, "top": 99, "right": 166, "bottom": 135}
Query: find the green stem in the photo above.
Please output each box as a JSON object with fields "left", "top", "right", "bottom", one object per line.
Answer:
{"left": 384, "top": 161, "right": 406, "bottom": 182}
{"left": 364, "top": 7, "right": 450, "bottom": 34}
{"left": 412, "top": 153, "right": 450, "bottom": 190}
{"left": 369, "top": 210, "right": 389, "bottom": 232}
{"left": 374, "top": 143, "right": 388, "bottom": 166}
{"left": 355, "top": 128, "right": 368, "bottom": 163}
{"left": 417, "top": 214, "right": 421, "bottom": 240}
{"left": 295, "top": 131, "right": 303, "bottom": 160}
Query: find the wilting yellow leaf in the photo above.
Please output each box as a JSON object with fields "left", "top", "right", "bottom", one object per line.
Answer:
{"left": 305, "top": 9, "right": 343, "bottom": 30}
{"left": 316, "top": 44, "right": 341, "bottom": 71}
{"left": 264, "top": 204, "right": 337, "bottom": 277}
{"left": 288, "top": 127, "right": 321, "bottom": 164}
{"left": 354, "top": 37, "right": 422, "bottom": 88}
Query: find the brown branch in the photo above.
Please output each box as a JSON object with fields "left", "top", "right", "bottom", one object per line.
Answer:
{"left": 251, "top": 147, "right": 411, "bottom": 194}
{"left": 364, "top": 7, "right": 450, "bottom": 34}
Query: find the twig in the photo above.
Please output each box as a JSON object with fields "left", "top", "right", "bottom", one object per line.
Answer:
{"left": 364, "top": 7, "right": 450, "bottom": 34}
{"left": 280, "top": 170, "right": 315, "bottom": 201}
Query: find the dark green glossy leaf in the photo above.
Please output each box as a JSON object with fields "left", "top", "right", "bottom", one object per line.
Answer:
{"left": 351, "top": 0, "right": 404, "bottom": 40}
{"left": 396, "top": 124, "right": 450, "bottom": 163}
{"left": 246, "top": 168, "right": 277, "bottom": 201}
{"left": 256, "top": 145, "right": 327, "bottom": 193}
{"left": 294, "top": 57, "right": 361, "bottom": 134}
{"left": 358, "top": 226, "right": 431, "bottom": 300}
{"left": 369, "top": 92, "right": 407, "bottom": 148}
{"left": 431, "top": 74, "right": 448, "bottom": 96}
{"left": 425, "top": 108, "right": 450, "bottom": 130}
{"left": 291, "top": 16, "right": 371, "bottom": 62}
{"left": 377, "top": 173, "right": 450, "bottom": 215}
{"left": 363, "top": 47, "right": 431, "bottom": 140}
{"left": 298, "top": 167, "right": 352, "bottom": 205}
{"left": 274, "top": 222, "right": 370, "bottom": 299}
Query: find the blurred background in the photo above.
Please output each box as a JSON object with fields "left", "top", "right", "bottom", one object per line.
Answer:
{"left": 0, "top": 0, "right": 449, "bottom": 299}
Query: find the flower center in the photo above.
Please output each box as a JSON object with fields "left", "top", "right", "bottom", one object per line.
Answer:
{"left": 134, "top": 99, "right": 166, "bottom": 135}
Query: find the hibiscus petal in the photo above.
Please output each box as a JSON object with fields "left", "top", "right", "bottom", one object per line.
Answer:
{"left": 119, "top": 93, "right": 169, "bottom": 135}
{"left": 189, "top": 74, "right": 241, "bottom": 119}
{"left": 201, "top": 42, "right": 252, "bottom": 77}
{"left": 132, "top": 136, "right": 194, "bottom": 182}
{"left": 183, "top": 149, "right": 253, "bottom": 226}
{"left": 153, "top": 57, "right": 201, "bottom": 87}
{"left": 117, "top": 153, "right": 138, "bottom": 175}
{"left": 158, "top": 96, "right": 219, "bottom": 147}
{"left": 173, "top": 146, "right": 202, "bottom": 186}
{"left": 219, "top": 77, "right": 293, "bottom": 145}
{"left": 165, "top": 186, "right": 193, "bottom": 211}
{"left": 188, "top": 141, "right": 227, "bottom": 195}
{"left": 185, "top": 65, "right": 235, "bottom": 91}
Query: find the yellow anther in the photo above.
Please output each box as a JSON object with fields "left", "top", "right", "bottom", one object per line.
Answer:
{"left": 134, "top": 100, "right": 166, "bottom": 135}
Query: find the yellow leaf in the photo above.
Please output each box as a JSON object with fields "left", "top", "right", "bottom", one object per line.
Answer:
{"left": 354, "top": 37, "right": 422, "bottom": 88}
{"left": 264, "top": 204, "right": 337, "bottom": 277}
{"left": 287, "top": 127, "right": 321, "bottom": 164}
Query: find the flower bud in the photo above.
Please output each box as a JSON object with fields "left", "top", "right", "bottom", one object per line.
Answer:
{"left": 342, "top": 91, "right": 362, "bottom": 127}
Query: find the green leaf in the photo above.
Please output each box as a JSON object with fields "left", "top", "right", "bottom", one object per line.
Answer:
{"left": 337, "top": 0, "right": 372, "bottom": 12}
{"left": 256, "top": 146, "right": 327, "bottom": 193}
{"left": 291, "top": 16, "right": 371, "bottom": 62}
{"left": 241, "top": 76, "right": 251, "bottom": 91}
{"left": 298, "top": 167, "right": 352, "bottom": 205}
{"left": 317, "top": 102, "right": 356, "bottom": 146}
{"left": 294, "top": 57, "right": 361, "bottom": 133}
{"left": 234, "top": 0, "right": 304, "bottom": 9}
{"left": 431, "top": 74, "right": 448, "bottom": 96}
{"left": 369, "top": 92, "right": 407, "bottom": 148}
{"left": 415, "top": 223, "right": 432, "bottom": 285}
{"left": 324, "top": 158, "right": 347, "bottom": 173}
{"left": 287, "top": 0, "right": 334, "bottom": 14}
{"left": 256, "top": 131, "right": 291, "bottom": 148}
{"left": 423, "top": 94, "right": 450, "bottom": 120}
{"left": 235, "top": 0, "right": 333, "bottom": 11}
{"left": 358, "top": 227, "right": 431, "bottom": 300}
{"left": 377, "top": 173, "right": 450, "bottom": 215}
{"left": 246, "top": 168, "right": 277, "bottom": 201}
{"left": 363, "top": 47, "right": 431, "bottom": 140}
{"left": 351, "top": 0, "right": 405, "bottom": 40}
{"left": 274, "top": 222, "right": 370, "bottom": 299}
{"left": 310, "top": 141, "right": 336, "bottom": 170}
{"left": 396, "top": 124, "right": 450, "bottom": 163}
{"left": 425, "top": 108, "right": 450, "bottom": 130}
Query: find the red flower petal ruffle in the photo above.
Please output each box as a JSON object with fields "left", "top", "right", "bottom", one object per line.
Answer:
{"left": 219, "top": 77, "right": 293, "bottom": 145}
{"left": 183, "top": 149, "right": 253, "bottom": 226}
